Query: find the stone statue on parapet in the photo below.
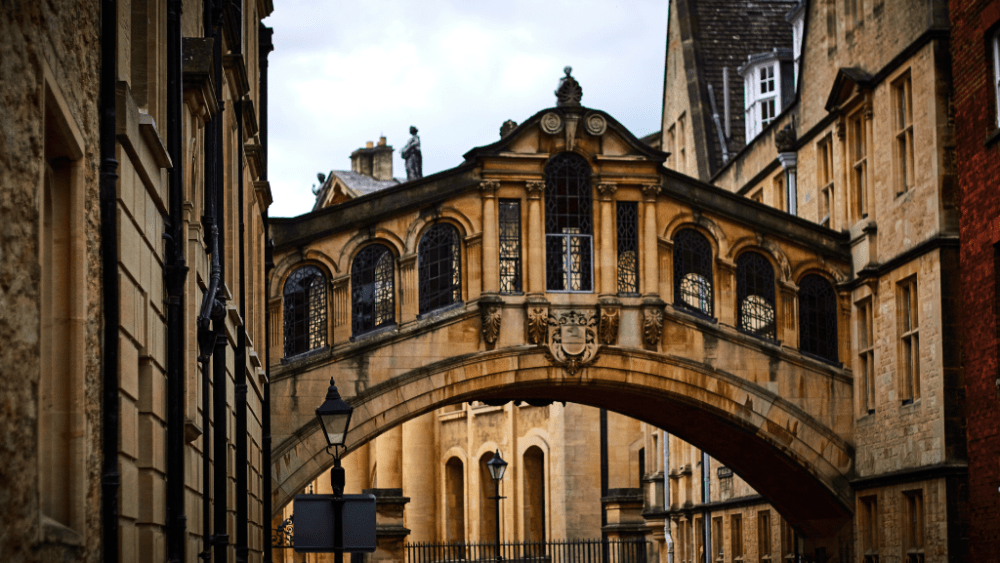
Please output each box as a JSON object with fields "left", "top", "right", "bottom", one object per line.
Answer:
{"left": 555, "top": 66, "right": 582, "bottom": 107}
{"left": 401, "top": 126, "right": 422, "bottom": 181}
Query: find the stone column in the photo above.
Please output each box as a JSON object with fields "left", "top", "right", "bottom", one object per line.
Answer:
{"left": 399, "top": 254, "right": 417, "bottom": 323}
{"left": 715, "top": 259, "right": 737, "bottom": 327}
{"left": 526, "top": 181, "right": 545, "bottom": 295}
{"left": 641, "top": 184, "right": 661, "bottom": 297}
{"left": 365, "top": 488, "right": 411, "bottom": 563}
{"left": 402, "top": 414, "right": 436, "bottom": 542}
{"left": 480, "top": 180, "right": 500, "bottom": 295}
{"left": 597, "top": 183, "right": 618, "bottom": 296}
{"left": 376, "top": 425, "right": 403, "bottom": 489}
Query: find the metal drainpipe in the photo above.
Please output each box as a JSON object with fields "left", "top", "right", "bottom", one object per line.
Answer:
{"left": 99, "top": 0, "right": 121, "bottom": 561}
{"left": 701, "top": 451, "right": 710, "bottom": 563}
{"left": 212, "top": 86, "right": 229, "bottom": 563}
{"left": 600, "top": 409, "right": 609, "bottom": 563}
{"left": 235, "top": 95, "right": 249, "bottom": 563}
{"left": 258, "top": 23, "right": 274, "bottom": 563}
{"left": 165, "top": 0, "right": 190, "bottom": 561}
{"left": 663, "top": 431, "right": 673, "bottom": 563}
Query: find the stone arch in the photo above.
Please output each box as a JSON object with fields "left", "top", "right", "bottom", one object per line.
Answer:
{"left": 270, "top": 252, "right": 338, "bottom": 300}
{"left": 664, "top": 213, "right": 728, "bottom": 258}
{"left": 404, "top": 207, "right": 475, "bottom": 254}
{"left": 792, "top": 258, "right": 849, "bottom": 285}
{"left": 728, "top": 235, "right": 793, "bottom": 282}
{"left": 270, "top": 348, "right": 853, "bottom": 538}
{"left": 338, "top": 229, "right": 406, "bottom": 273}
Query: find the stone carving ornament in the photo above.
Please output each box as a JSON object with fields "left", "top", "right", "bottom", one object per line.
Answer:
{"left": 555, "top": 66, "right": 583, "bottom": 107}
{"left": 527, "top": 307, "right": 548, "bottom": 345}
{"left": 546, "top": 310, "right": 599, "bottom": 376}
{"left": 481, "top": 304, "right": 502, "bottom": 345}
{"left": 540, "top": 112, "right": 563, "bottom": 135}
{"left": 643, "top": 307, "right": 664, "bottom": 347}
{"left": 599, "top": 307, "right": 620, "bottom": 345}
{"left": 584, "top": 112, "right": 607, "bottom": 136}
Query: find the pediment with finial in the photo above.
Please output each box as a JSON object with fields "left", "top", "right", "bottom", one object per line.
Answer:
{"left": 464, "top": 67, "right": 669, "bottom": 164}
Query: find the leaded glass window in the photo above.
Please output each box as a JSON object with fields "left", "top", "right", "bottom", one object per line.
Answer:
{"left": 736, "top": 252, "right": 776, "bottom": 340}
{"left": 499, "top": 199, "right": 522, "bottom": 294}
{"left": 419, "top": 223, "right": 462, "bottom": 315}
{"left": 673, "top": 229, "right": 713, "bottom": 317}
{"left": 352, "top": 244, "right": 395, "bottom": 336}
{"left": 617, "top": 201, "right": 639, "bottom": 295}
{"left": 283, "top": 265, "right": 327, "bottom": 357}
{"left": 798, "top": 274, "right": 838, "bottom": 362}
{"left": 545, "top": 152, "right": 593, "bottom": 292}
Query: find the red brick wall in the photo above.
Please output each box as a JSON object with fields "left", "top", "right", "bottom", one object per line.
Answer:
{"left": 953, "top": 0, "right": 1000, "bottom": 557}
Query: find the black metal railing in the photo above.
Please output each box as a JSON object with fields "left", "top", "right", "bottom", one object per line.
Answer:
{"left": 406, "top": 538, "right": 649, "bottom": 563}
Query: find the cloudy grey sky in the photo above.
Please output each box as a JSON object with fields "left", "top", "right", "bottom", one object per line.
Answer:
{"left": 263, "top": 1, "right": 669, "bottom": 218}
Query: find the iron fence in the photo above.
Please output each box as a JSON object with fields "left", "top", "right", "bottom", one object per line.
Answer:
{"left": 406, "top": 538, "right": 649, "bottom": 563}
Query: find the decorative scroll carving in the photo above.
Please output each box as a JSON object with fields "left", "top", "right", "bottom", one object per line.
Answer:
{"left": 481, "top": 304, "right": 502, "bottom": 345}
{"left": 584, "top": 112, "right": 607, "bottom": 136}
{"left": 540, "top": 112, "right": 563, "bottom": 135}
{"left": 599, "top": 306, "right": 620, "bottom": 345}
{"left": 643, "top": 306, "right": 664, "bottom": 347}
{"left": 479, "top": 180, "right": 500, "bottom": 195}
{"left": 641, "top": 184, "right": 661, "bottom": 200}
{"left": 526, "top": 180, "right": 545, "bottom": 199}
{"left": 546, "top": 310, "right": 599, "bottom": 376}
{"left": 596, "top": 182, "right": 618, "bottom": 200}
{"left": 527, "top": 307, "right": 548, "bottom": 345}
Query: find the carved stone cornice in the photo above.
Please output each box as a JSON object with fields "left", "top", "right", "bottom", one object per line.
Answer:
{"left": 597, "top": 183, "right": 618, "bottom": 200}
{"left": 479, "top": 180, "right": 500, "bottom": 196}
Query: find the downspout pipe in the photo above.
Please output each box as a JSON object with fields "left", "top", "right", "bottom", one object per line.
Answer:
{"left": 99, "top": 0, "right": 121, "bottom": 561}
{"left": 165, "top": 0, "right": 190, "bottom": 561}
{"left": 258, "top": 24, "right": 274, "bottom": 562}
{"left": 235, "top": 95, "right": 250, "bottom": 563}
{"left": 663, "top": 431, "right": 673, "bottom": 563}
{"left": 212, "top": 91, "right": 230, "bottom": 563}
{"left": 701, "top": 451, "right": 711, "bottom": 563}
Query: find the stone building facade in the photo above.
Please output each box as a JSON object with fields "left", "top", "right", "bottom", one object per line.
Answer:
{"left": 0, "top": 1, "right": 276, "bottom": 562}
{"left": 661, "top": 0, "right": 964, "bottom": 561}
{"left": 951, "top": 0, "right": 1000, "bottom": 559}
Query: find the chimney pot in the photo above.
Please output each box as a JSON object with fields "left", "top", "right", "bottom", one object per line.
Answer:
{"left": 378, "top": 136, "right": 387, "bottom": 146}
{"left": 366, "top": 141, "right": 374, "bottom": 148}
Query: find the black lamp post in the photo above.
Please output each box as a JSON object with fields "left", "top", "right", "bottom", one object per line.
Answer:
{"left": 316, "top": 378, "right": 353, "bottom": 563}
{"left": 487, "top": 449, "right": 508, "bottom": 563}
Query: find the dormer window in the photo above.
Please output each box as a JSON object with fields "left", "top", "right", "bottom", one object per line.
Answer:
{"left": 740, "top": 50, "right": 794, "bottom": 143}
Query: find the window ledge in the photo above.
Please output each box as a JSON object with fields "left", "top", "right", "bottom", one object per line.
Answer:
{"left": 673, "top": 304, "right": 717, "bottom": 324}
{"left": 417, "top": 301, "right": 464, "bottom": 320}
{"left": 985, "top": 128, "right": 1000, "bottom": 147}
{"left": 350, "top": 324, "right": 398, "bottom": 342}
{"left": 280, "top": 345, "right": 330, "bottom": 365}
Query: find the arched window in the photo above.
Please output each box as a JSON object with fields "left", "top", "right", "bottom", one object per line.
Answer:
{"left": 479, "top": 453, "right": 498, "bottom": 544}
{"left": 445, "top": 457, "right": 466, "bottom": 543}
{"left": 283, "top": 265, "right": 327, "bottom": 357}
{"left": 419, "top": 224, "right": 462, "bottom": 315}
{"left": 673, "top": 229, "right": 714, "bottom": 317}
{"left": 736, "top": 252, "right": 776, "bottom": 340}
{"left": 545, "top": 152, "right": 593, "bottom": 292}
{"left": 798, "top": 274, "right": 838, "bottom": 362}
{"left": 352, "top": 244, "right": 395, "bottom": 336}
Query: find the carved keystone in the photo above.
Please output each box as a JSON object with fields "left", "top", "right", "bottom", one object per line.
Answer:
{"left": 641, "top": 298, "right": 666, "bottom": 348}
{"left": 598, "top": 297, "right": 621, "bottom": 345}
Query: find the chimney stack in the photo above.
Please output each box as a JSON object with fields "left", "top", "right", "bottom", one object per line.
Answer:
{"left": 350, "top": 137, "right": 394, "bottom": 181}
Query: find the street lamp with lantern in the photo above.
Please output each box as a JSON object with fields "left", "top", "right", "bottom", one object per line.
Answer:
{"left": 487, "top": 449, "right": 508, "bottom": 563}
{"left": 316, "top": 377, "right": 354, "bottom": 563}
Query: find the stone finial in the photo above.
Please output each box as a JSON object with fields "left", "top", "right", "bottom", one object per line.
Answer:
{"left": 500, "top": 120, "right": 518, "bottom": 138}
{"left": 555, "top": 66, "right": 582, "bottom": 107}
{"left": 774, "top": 123, "right": 796, "bottom": 152}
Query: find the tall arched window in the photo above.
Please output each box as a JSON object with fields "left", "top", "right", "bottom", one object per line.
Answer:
{"left": 445, "top": 457, "right": 466, "bottom": 543}
{"left": 419, "top": 224, "right": 462, "bottom": 315}
{"left": 479, "top": 453, "right": 498, "bottom": 544}
{"left": 352, "top": 244, "right": 396, "bottom": 336}
{"left": 545, "top": 152, "right": 593, "bottom": 292}
{"left": 283, "top": 265, "right": 327, "bottom": 357}
{"left": 736, "top": 252, "right": 776, "bottom": 340}
{"left": 798, "top": 274, "right": 838, "bottom": 362}
{"left": 673, "top": 229, "right": 714, "bottom": 317}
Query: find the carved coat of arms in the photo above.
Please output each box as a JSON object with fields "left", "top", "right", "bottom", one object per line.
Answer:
{"left": 545, "top": 310, "right": 599, "bottom": 375}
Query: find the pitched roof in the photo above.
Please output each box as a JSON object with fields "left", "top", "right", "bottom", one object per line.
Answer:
{"left": 329, "top": 170, "right": 400, "bottom": 196}
{"left": 682, "top": 0, "right": 798, "bottom": 174}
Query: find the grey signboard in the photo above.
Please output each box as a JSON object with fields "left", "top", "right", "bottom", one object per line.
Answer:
{"left": 293, "top": 494, "right": 377, "bottom": 553}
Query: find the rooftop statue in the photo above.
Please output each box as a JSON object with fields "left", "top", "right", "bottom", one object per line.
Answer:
{"left": 401, "top": 126, "right": 422, "bottom": 181}
{"left": 555, "top": 66, "right": 582, "bottom": 107}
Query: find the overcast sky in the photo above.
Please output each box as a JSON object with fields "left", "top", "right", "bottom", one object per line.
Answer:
{"left": 263, "top": 1, "right": 669, "bottom": 218}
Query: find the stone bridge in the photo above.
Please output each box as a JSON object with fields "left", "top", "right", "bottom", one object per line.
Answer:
{"left": 268, "top": 101, "right": 855, "bottom": 538}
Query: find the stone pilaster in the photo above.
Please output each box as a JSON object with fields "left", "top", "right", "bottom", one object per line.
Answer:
{"left": 364, "top": 488, "right": 411, "bottom": 563}
{"left": 399, "top": 254, "right": 417, "bottom": 323}
{"left": 642, "top": 184, "right": 661, "bottom": 297}
{"left": 480, "top": 180, "right": 500, "bottom": 295}
{"left": 526, "top": 180, "right": 545, "bottom": 295}
{"left": 597, "top": 183, "right": 618, "bottom": 296}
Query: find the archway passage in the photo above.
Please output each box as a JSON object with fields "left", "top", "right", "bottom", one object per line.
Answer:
{"left": 270, "top": 346, "right": 853, "bottom": 538}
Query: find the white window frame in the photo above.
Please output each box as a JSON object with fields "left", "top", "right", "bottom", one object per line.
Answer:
{"left": 744, "top": 61, "right": 781, "bottom": 143}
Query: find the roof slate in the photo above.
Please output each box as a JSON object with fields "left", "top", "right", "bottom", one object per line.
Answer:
{"left": 330, "top": 170, "right": 400, "bottom": 196}
{"left": 689, "top": 0, "right": 798, "bottom": 174}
